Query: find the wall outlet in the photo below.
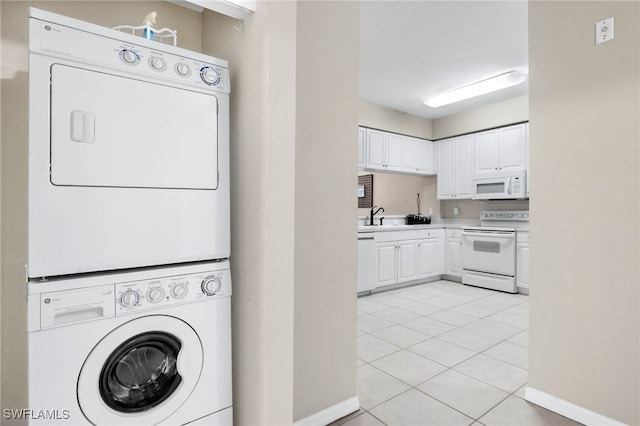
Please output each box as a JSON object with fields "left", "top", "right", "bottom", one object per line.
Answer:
{"left": 453, "top": 207, "right": 460, "bottom": 216}
{"left": 595, "top": 17, "right": 614, "bottom": 45}
{"left": 428, "top": 208, "right": 433, "bottom": 215}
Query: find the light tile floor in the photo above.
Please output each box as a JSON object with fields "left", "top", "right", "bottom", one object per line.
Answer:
{"left": 334, "top": 280, "right": 582, "bottom": 426}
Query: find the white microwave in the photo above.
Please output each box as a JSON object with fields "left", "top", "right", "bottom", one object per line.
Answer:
{"left": 472, "top": 170, "right": 527, "bottom": 200}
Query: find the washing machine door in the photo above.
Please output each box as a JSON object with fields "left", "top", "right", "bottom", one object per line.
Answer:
{"left": 77, "top": 315, "right": 203, "bottom": 425}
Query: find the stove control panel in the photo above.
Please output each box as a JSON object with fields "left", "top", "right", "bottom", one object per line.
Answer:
{"left": 480, "top": 211, "right": 529, "bottom": 221}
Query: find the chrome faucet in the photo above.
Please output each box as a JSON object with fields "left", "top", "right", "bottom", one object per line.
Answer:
{"left": 370, "top": 206, "right": 385, "bottom": 226}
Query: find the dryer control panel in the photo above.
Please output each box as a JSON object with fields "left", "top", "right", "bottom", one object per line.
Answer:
{"left": 30, "top": 13, "right": 230, "bottom": 94}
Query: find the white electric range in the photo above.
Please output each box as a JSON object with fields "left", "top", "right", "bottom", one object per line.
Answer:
{"left": 461, "top": 211, "right": 529, "bottom": 293}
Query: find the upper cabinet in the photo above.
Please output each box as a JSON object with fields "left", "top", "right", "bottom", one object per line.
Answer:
{"left": 358, "top": 127, "right": 366, "bottom": 169}
{"left": 404, "top": 136, "right": 435, "bottom": 175}
{"left": 437, "top": 134, "right": 473, "bottom": 199}
{"left": 365, "top": 128, "right": 403, "bottom": 172}
{"left": 360, "top": 127, "right": 435, "bottom": 176}
{"left": 474, "top": 123, "right": 527, "bottom": 176}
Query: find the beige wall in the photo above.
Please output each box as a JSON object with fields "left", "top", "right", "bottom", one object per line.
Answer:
{"left": 441, "top": 199, "right": 529, "bottom": 220}
{"left": 203, "top": 1, "right": 359, "bottom": 423}
{"left": 0, "top": 1, "right": 203, "bottom": 421}
{"left": 432, "top": 95, "right": 529, "bottom": 139}
{"left": 529, "top": 2, "right": 639, "bottom": 424}
{"left": 358, "top": 172, "right": 439, "bottom": 218}
{"left": 293, "top": 2, "right": 359, "bottom": 419}
{"left": 360, "top": 99, "right": 432, "bottom": 139}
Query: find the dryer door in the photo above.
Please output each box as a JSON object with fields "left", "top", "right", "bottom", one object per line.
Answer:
{"left": 50, "top": 64, "right": 219, "bottom": 190}
{"left": 77, "top": 315, "right": 203, "bottom": 425}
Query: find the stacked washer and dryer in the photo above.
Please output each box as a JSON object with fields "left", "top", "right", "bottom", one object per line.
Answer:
{"left": 27, "top": 8, "right": 232, "bottom": 425}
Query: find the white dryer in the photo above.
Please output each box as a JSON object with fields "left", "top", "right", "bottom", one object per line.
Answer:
{"left": 27, "top": 261, "right": 232, "bottom": 425}
{"left": 28, "top": 8, "right": 230, "bottom": 278}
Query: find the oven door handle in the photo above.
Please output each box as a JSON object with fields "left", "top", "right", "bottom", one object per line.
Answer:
{"left": 462, "top": 230, "right": 515, "bottom": 238}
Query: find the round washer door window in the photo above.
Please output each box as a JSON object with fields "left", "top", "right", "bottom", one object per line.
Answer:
{"left": 77, "top": 315, "right": 203, "bottom": 425}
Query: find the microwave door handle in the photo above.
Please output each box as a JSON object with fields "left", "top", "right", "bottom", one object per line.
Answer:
{"left": 507, "top": 177, "right": 512, "bottom": 194}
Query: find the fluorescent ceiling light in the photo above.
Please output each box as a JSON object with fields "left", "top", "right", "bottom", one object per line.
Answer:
{"left": 424, "top": 71, "right": 527, "bottom": 108}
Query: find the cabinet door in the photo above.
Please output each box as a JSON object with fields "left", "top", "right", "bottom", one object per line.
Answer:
{"left": 418, "top": 238, "right": 442, "bottom": 278}
{"left": 437, "top": 139, "right": 454, "bottom": 199}
{"left": 446, "top": 238, "right": 462, "bottom": 276}
{"left": 385, "top": 133, "right": 404, "bottom": 172}
{"left": 358, "top": 127, "right": 366, "bottom": 169}
{"left": 455, "top": 134, "right": 474, "bottom": 199}
{"left": 499, "top": 124, "right": 527, "bottom": 171}
{"left": 517, "top": 243, "right": 530, "bottom": 289}
{"left": 403, "top": 136, "right": 421, "bottom": 172}
{"left": 376, "top": 242, "right": 397, "bottom": 287}
{"left": 474, "top": 129, "right": 500, "bottom": 175}
{"left": 397, "top": 240, "right": 418, "bottom": 282}
{"left": 422, "top": 140, "right": 435, "bottom": 175}
{"left": 366, "top": 129, "right": 386, "bottom": 170}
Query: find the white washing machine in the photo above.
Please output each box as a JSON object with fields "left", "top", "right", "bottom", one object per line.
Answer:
{"left": 27, "top": 262, "right": 232, "bottom": 425}
{"left": 28, "top": 8, "right": 230, "bottom": 278}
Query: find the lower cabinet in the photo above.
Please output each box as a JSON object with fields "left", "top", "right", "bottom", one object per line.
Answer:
{"left": 517, "top": 231, "right": 530, "bottom": 292}
{"left": 418, "top": 229, "right": 445, "bottom": 279}
{"left": 445, "top": 228, "right": 463, "bottom": 278}
{"left": 374, "top": 229, "right": 443, "bottom": 290}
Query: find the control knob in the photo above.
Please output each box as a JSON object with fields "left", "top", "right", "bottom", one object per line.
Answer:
{"left": 200, "top": 66, "right": 221, "bottom": 86}
{"left": 149, "top": 57, "right": 166, "bottom": 71}
{"left": 201, "top": 275, "right": 222, "bottom": 296}
{"left": 170, "top": 283, "right": 189, "bottom": 299}
{"left": 119, "top": 289, "right": 142, "bottom": 308}
{"left": 175, "top": 63, "right": 191, "bottom": 77}
{"left": 120, "top": 49, "right": 140, "bottom": 65}
{"left": 146, "top": 286, "right": 166, "bottom": 303}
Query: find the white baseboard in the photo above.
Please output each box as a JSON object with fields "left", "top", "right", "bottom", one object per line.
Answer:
{"left": 293, "top": 396, "right": 360, "bottom": 426}
{"left": 525, "top": 386, "right": 625, "bottom": 426}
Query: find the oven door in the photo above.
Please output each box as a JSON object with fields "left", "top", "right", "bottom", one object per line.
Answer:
{"left": 462, "top": 229, "right": 516, "bottom": 276}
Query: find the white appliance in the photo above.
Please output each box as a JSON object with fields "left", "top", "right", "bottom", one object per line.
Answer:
{"left": 357, "top": 233, "right": 376, "bottom": 294}
{"left": 28, "top": 8, "right": 230, "bottom": 278}
{"left": 472, "top": 170, "right": 527, "bottom": 200}
{"left": 462, "top": 211, "right": 529, "bottom": 293}
{"left": 28, "top": 262, "right": 232, "bottom": 425}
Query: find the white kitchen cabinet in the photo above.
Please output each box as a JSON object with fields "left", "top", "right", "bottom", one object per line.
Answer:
{"left": 474, "top": 123, "right": 527, "bottom": 176}
{"left": 404, "top": 136, "right": 435, "bottom": 175}
{"left": 517, "top": 231, "right": 530, "bottom": 293}
{"left": 376, "top": 239, "right": 418, "bottom": 287}
{"left": 374, "top": 229, "right": 421, "bottom": 289}
{"left": 437, "top": 134, "right": 473, "bottom": 199}
{"left": 445, "top": 228, "right": 463, "bottom": 278}
{"left": 525, "top": 123, "right": 530, "bottom": 197}
{"left": 358, "top": 127, "right": 366, "bottom": 169}
{"left": 376, "top": 242, "right": 398, "bottom": 287}
{"left": 417, "top": 229, "right": 445, "bottom": 279}
{"left": 397, "top": 240, "right": 418, "bottom": 283}
{"left": 365, "top": 129, "right": 403, "bottom": 172}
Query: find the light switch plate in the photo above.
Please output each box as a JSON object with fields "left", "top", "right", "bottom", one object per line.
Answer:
{"left": 595, "top": 17, "right": 614, "bottom": 44}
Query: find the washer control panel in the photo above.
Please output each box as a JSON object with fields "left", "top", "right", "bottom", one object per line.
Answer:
{"left": 115, "top": 268, "right": 231, "bottom": 314}
{"left": 29, "top": 265, "right": 231, "bottom": 331}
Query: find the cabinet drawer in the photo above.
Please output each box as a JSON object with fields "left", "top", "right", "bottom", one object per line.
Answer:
{"left": 517, "top": 231, "right": 530, "bottom": 243}
{"left": 446, "top": 228, "right": 463, "bottom": 238}
{"left": 375, "top": 230, "right": 419, "bottom": 243}
{"left": 418, "top": 228, "right": 444, "bottom": 239}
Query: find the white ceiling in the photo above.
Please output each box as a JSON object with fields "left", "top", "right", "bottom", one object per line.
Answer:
{"left": 359, "top": 1, "right": 529, "bottom": 120}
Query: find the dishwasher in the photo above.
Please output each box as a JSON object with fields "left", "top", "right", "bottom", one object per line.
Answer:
{"left": 357, "top": 233, "right": 377, "bottom": 294}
